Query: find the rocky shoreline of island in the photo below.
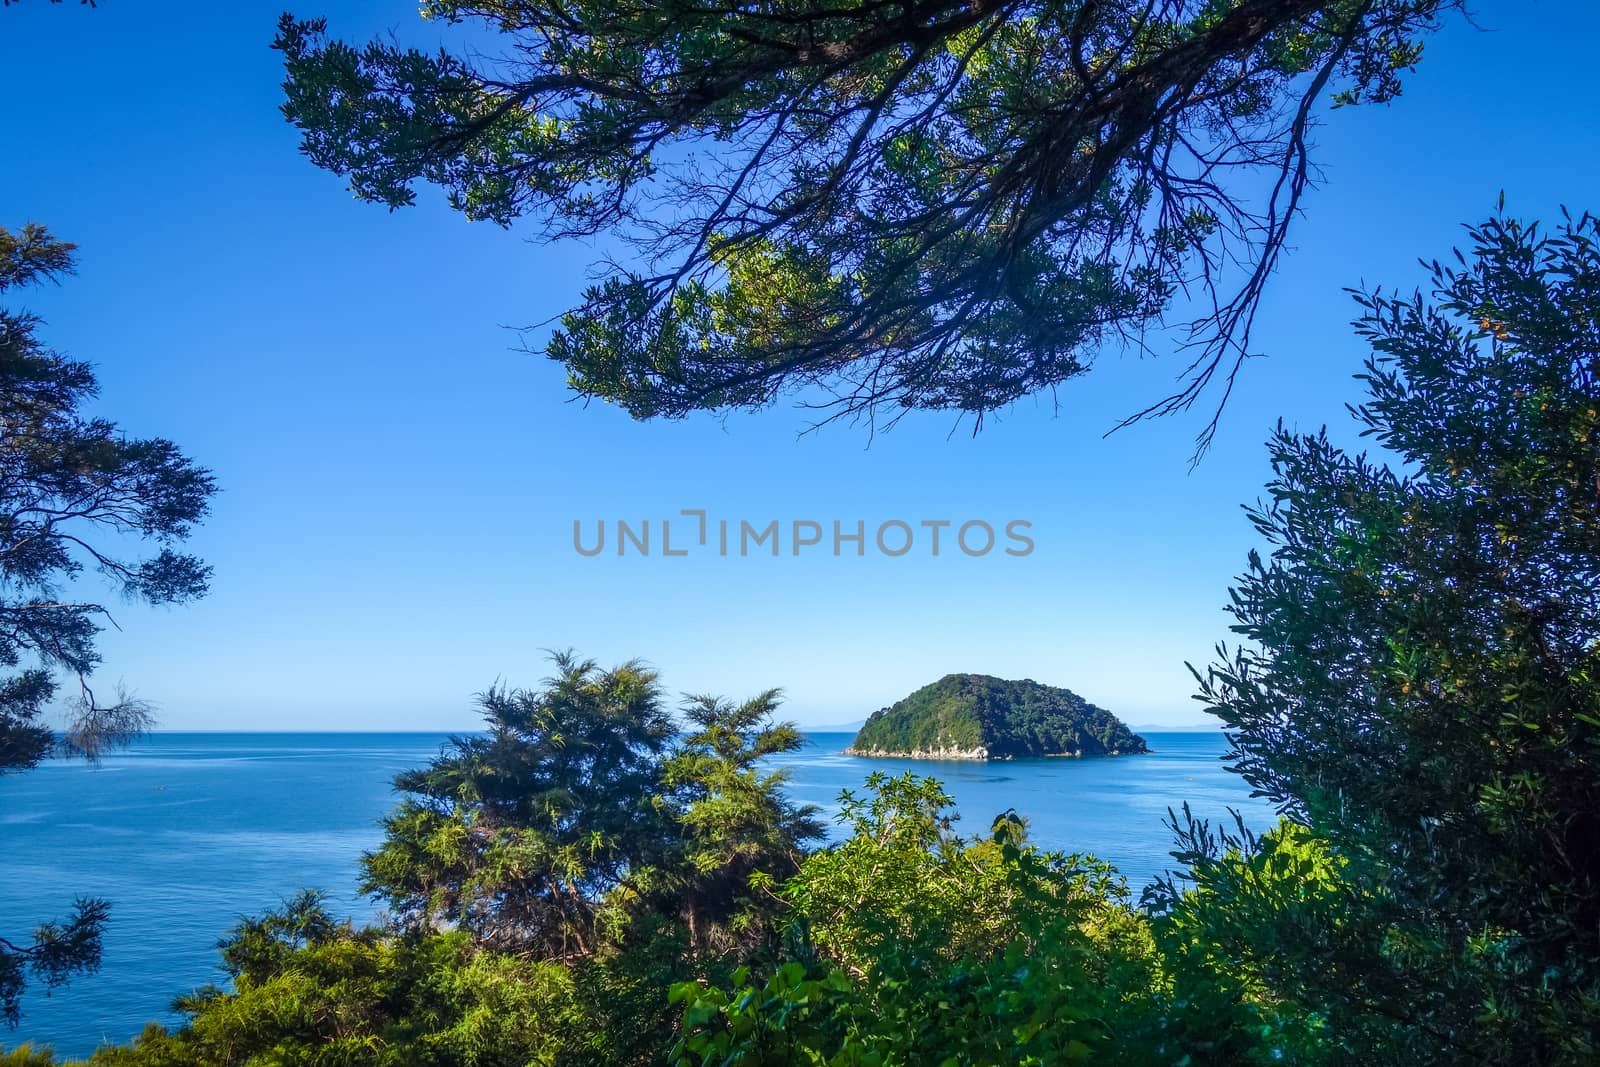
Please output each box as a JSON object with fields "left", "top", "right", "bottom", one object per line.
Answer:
{"left": 842, "top": 745, "right": 1146, "bottom": 760}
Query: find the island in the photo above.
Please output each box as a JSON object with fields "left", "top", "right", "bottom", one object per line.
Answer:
{"left": 846, "top": 674, "right": 1149, "bottom": 760}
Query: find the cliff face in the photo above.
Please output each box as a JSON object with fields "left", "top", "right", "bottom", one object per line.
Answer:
{"left": 847, "top": 674, "right": 1149, "bottom": 760}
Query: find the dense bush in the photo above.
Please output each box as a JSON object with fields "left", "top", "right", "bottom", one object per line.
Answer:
{"left": 1196, "top": 209, "right": 1600, "bottom": 1062}
{"left": 77, "top": 907, "right": 585, "bottom": 1066}
{"left": 671, "top": 773, "right": 1160, "bottom": 1066}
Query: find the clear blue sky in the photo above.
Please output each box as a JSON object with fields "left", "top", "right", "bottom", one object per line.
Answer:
{"left": 2, "top": 1, "right": 1594, "bottom": 730}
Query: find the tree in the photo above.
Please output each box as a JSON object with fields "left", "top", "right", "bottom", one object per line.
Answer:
{"left": 362, "top": 653, "right": 678, "bottom": 958}
{"left": 1195, "top": 209, "right": 1600, "bottom": 1061}
{"left": 656, "top": 691, "right": 824, "bottom": 955}
{"left": 364, "top": 654, "right": 826, "bottom": 965}
{"left": 0, "top": 224, "right": 215, "bottom": 1026}
{"left": 276, "top": 0, "right": 1454, "bottom": 452}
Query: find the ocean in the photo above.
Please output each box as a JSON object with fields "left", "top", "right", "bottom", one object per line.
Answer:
{"left": 1, "top": 730, "right": 1272, "bottom": 1058}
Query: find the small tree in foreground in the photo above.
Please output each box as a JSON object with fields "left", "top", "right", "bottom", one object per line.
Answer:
{"left": 0, "top": 224, "right": 215, "bottom": 1026}
{"left": 1195, "top": 208, "right": 1600, "bottom": 1061}
{"left": 362, "top": 653, "right": 822, "bottom": 964}
{"left": 362, "top": 653, "right": 679, "bottom": 958}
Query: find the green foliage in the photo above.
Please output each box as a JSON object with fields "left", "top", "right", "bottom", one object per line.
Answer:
{"left": 363, "top": 653, "right": 821, "bottom": 964}
{"left": 1145, "top": 813, "right": 1386, "bottom": 1063}
{"left": 673, "top": 774, "right": 1162, "bottom": 1066}
{"left": 0, "top": 224, "right": 215, "bottom": 1027}
{"left": 362, "top": 652, "right": 677, "bottom": 957}
{"left": 850, "top": 673, "right": 1147, "bottom": 758}
{"left": 1197, "top": 209, "right": 1600, "bottom": 1061}
{"left": 73, "top": 893, "right": 588, "bottom": 1067}
{"left": 654, "top": 691, "right": 824, "bottom": 955}
{"left": 276, "top": 2, "right": 1453, "bottom": 448}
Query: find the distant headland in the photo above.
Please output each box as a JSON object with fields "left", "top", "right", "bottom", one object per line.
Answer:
{"left": 846, "top": 674, "right": 1149, "bottom": 760}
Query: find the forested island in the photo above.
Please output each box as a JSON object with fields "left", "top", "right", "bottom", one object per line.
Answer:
{"left": 847, "top": 674, "right": 1149, "bottom": 759}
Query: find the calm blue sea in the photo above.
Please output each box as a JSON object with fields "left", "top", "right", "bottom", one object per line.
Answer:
{"left": 1, "top": 730, "right": 1270, "bottom": 1058}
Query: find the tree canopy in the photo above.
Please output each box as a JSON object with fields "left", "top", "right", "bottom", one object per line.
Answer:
{"left": 362, "top": 654, "right": 680, "bottom": 958}
{"left": 363, "top": 653, "right": 821, "bottom": 962}
{"left": 276, "top": 0, "right": 1454, "bottom": 451}
{"left": 1194, "top": 208, "right": 1600, "bottom": 1060}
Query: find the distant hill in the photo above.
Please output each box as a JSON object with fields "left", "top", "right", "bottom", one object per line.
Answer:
{"left": 847, "top": 674, "right": 1148, "bottom": 760}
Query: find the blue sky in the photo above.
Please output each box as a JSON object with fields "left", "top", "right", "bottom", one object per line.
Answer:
{"left": 2, "top": 0, "right": 1595, "bottom": 730}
